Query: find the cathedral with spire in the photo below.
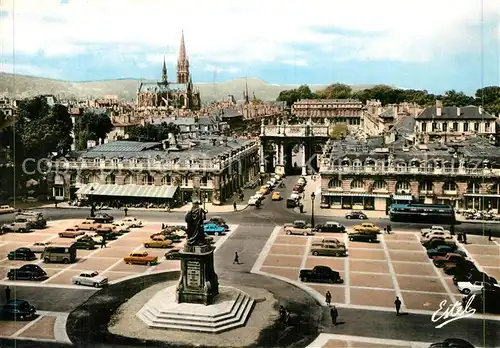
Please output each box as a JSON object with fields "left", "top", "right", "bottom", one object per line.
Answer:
{"left": 136, "top": 31, "right": 201, "bottom": 110}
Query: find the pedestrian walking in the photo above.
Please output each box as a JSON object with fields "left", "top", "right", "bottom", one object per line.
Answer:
{"left": 450, "top": 224, "right": 455, "bottom": 235}
{"left": 101, "top": 238, "right": 107, "bottom": 248}
{"left": 284, "top": 309, "right": 290, "bottom": 325}
{"left": 395, "top": 296, "right": 402, "bottom": 316}
{"left": 5, "top": 286, "right": 11, "bottom": 303}
{"left": 279, "top": 305, "right": 286, "bottom": 323}
{"left": 330, "top": 305, "right": 338, "bottom": 325}
{"left": 325, "top": 290, "right": 332, "bottom": 306}
{"left": 233, "top": 252, "right": 239, "bottom": 264}
{"left": 386, "top": 224, "right": 392, "bottom": 234}
{"left": 124, "top": 206, "right": 128, "bottom": 217}
{"left": 463, "top": 232, "right": 468, "bottom": 244}
{"left": 233, "top": 202, "right": 237, "bottom": 212}
{"left": 488, "top": 228, "right": 492, "bottom": 241}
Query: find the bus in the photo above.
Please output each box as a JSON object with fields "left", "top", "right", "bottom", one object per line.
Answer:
{"left": 389, "top": 203, "right": 456, "bottom": 224}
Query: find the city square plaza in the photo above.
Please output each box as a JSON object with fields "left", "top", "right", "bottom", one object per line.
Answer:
{"left": 255, "top": 227, "right": 500, "bottom": 313}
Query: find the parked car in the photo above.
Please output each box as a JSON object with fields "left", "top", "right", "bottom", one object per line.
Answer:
{"left": 310, "top": 243, "right": 347, "bottom": 257}
{"left": 72, "top": 271, "right": 108, "bottom": 287}
{"left": 0, "top": 300, "right": 36, "bottom": 320}
{"left": 345, "top": 211, "right": 367, "bottom": 219}
{"left": 429, "top": 338, "right": 475, "bottom": 348}
{"left": 59, "top": 228, "right": 85, "bottom": 238}
{"left": 314, "top": 221, "right": 346, "bottom": 233}
{"left": 421, "top": 232, "right": 454, "bottom": 247}
{"left": 427, "top": 245, "right": 466, "bottom": 258}
{"left": 352, "top": 223, "right": 380, "bottom": 234}
{"left": 15, "top": 211, "right": 46, "bottom": 229}
{"left": 1, "top": 221, "right": 32, "bottom": 233}
{"left": 421, "top": 225, "right": 450, "bottom": 236}
{"left": 74, "top": 221, "right": 101, "bottom": 231}
{"left": 165, "top": 248, "right": 182, "bottom": 260}
{"left": 7, "top": 264, "right": 46, "bottom": 281}
{"left": 8, "top": 248, "right": 36, "bottom": 261}
{"left": 285, "top": 224, "right": 315, "bottom": 236}
{"left": 443, "top": 260, "right": 477, "bottom": 276}
{"left": 312, "top": 238, "right": 345, "bottom": 247}
{"left": 207, "top": 216, "right": 229, "bottom": 230}
{"left": 348, "top": 231, "right": 378, "bottom": 243}
{"left": 73, "top": 236, "right": 96, "bottom": 250}
{"left": 425, "top": 238, "right": 457, "bottom": 250}
{"left": 432, "top": 253, "right": 466, "bottom": 268}
{"left": 119, "top": 217, "right": 143, "bottom": 228}
{"left": 89, "top": 213, "right": 114, "bottom": 224}
{"left": 271, "top": 192, "right": 282, "bottom": 201}
{"left": 144, "top": 236, "right": 173, "bottom": 248}
{"left": 248, "top": 196, "right": 260, "bottom": 205}
{"left": 204, "top": 223, "right": 226, "bottom": 236}
{"left": 0, "top": 205, "right": 15, "bottom": 215}
{"left": 299, "top": 266, "right": 343, "bottom": 284}
{"left": 457, "top": 280, "right": 500, "bottom": 295}
{"left": 124, "top": 251, "right": 158, "bottom": 265}
{"left": 453, "top": 270, "right": 497, "bottom": 285}
{"left": 111, "top": 223, "right": 130, "bottom": 234}
{"left": 28, "top": 241, "right": 52, "bottom": 253}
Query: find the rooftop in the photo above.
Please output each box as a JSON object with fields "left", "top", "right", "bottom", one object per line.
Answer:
{"left": 69, "top": 138, "right": 255, "bottom": 161}
{"left": 416, "top": 106, "right": 495, "bottom": 120}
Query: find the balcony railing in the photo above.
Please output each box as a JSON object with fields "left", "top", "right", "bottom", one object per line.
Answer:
{"left": 320, "top": 165, "right": 499, "bottom": 177}
{"left": 261, "top": 125, "right": 330, "bottom": 137}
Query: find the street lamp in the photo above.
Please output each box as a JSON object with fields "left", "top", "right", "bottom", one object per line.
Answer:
{"left": 310, "top": 192, "right": 316, "bottom": 228}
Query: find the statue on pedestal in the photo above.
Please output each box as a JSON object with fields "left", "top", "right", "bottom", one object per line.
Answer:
{"left": 185, "top": 199, "right": 207, "bottom": 246}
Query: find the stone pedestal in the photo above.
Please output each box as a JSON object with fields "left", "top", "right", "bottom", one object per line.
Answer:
{"left": 301, "top": 166, "right": 307, "bottom": 176}
{"left": 176, "top": 244, "right": 219, "bottom": 305}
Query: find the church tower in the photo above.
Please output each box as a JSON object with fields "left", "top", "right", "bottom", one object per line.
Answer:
{"left": 177, "top": 31, "right": 190, "bottom": 84}
{"left": 161, "top": 56, "right": 167, "bottom": 83}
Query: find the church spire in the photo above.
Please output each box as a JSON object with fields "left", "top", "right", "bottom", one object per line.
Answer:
{"left": 177, "top": 30, "right": 190, "bottom": 84}
{"left": 244, "top": 78, "right": 249, "bottom": 104}
{"left": 161, "top": 56, "right": 167, "bottom": 83}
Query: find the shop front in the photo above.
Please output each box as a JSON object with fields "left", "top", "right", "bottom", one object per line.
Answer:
{"left": 322, "top": 193, "right": 391, "bottom": 211}
{"left": 463, "top": 194, "right": 500, "bottom": 213}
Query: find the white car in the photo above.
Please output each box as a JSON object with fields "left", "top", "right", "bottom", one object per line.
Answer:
{"left": 254, "top": 191, "right": 264, "bottom": 199}
{"left": 72, "top": 271, "right": 108, "bottom": 288}
{"left": 248, "top": 196, "right": 259, "bottom": 206}
{"left": 111, "top": 223, "right": 130, "bottom": 233}
{"left": 118, "top": 217, "right": 143, "bottom": 228}
{"left": 29, "top": 241, "right": 52, "bottom": 253}
{"left": 457, "top": 281, "right": 500, "bottom": 295}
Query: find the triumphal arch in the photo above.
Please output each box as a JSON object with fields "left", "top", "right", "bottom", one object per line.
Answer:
{"left": 259, "top": 118, "right": 331, "bottom": 175}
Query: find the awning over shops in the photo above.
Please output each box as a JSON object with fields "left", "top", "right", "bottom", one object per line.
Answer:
{"left": 392, "top": 195, "right": 413, "bottom": 200}
{"left": 77, "top": 184, "right": 178, "bottom": 199}
{"left": 464, "top": 194, "right": 500, "bottom": 198}
{"left": 323, "top": 193, "right": 391, "bottom": 198}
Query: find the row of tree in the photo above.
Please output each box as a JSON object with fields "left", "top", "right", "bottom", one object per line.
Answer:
{"left": 276, "top": 84, "right": 500, "bottom": 115}
{"left": 127, "top": 122, "right": 181, "bottom": 142}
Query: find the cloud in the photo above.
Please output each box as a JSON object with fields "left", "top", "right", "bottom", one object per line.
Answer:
{"left": 0, "top": 0, "right": 498, "bottom": 68}
{"left": 204, "top": 65, "right": 239, "bottom": 74}
{"left": 0, "top": 62, "right": 60, "bottom": 78}
{"left": 282, "top": 59, "right": 308, "bottom": 67}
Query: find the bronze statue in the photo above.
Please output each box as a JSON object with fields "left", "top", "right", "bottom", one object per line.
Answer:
{"left": 185, "top": 200, "right": 207, "bottom": 246}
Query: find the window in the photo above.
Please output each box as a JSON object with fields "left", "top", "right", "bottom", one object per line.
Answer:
{"left": 184, "top": 176, "right": 189, "bottom": 186}
{"left": 396, "top": 181, "right": 410, "bottom": 193}
{"left": 142, "top": 174, "right": 154, "bottom": 185}
{"left": 350, "top": 180, "right": 364, "bottom": 190}
{"left": 112, "top": 158, "right": 119, "bottom": 166}
{"left": 373, "top": 180, "right": 387, "bottom": 191}
{"left": 442, "top": 123, "right": 448, "bottom": 132}
{"left": 421, "top": 123, "right": 427, "bottom": 132}
{"left": 467, "top": 182, "right": 480, "bottom": 194}
{"left": 419, "top": 181, "right": 433, "bottom": 192}
{"left": 328, "top": 179, "right": 342, "bottom": 189}
{"left": 124, "top": 175, "right": 137, "bottom": 185}
{"left": 201, "top": 176, "right": 208, "bottom": 186}
{"left": 70, "top": 173, "right": 77, "bottom": 185}
{"left": 94, "top": 158, "right": 100, "bottom": 165}
{"left": 443, "top": 181, "right": 457, "bottom": 191}
{"left": 432, "top": 122, "right": 438, "bottom": 131}
{"left": 463, "top": 123, "right": 469, "bottom": 132}
{"left": 486, "top": 122, "right": 491, "bottom": 131}
{"left": 105, "top": 174, "right": 115, "bottom": 184}
{"left": 474, "top": 122, "right": 479, "bottom": 131}
{"left": 161, "top": 175, "right": 172, "bottom": 185}
{"left": 452, "top": 122, "right": 458, "bottom": 131}
{"left": 54, "top": 186, "right": 64, "bottom": 197}
{"left": 88, "top": 175, "right": 99, "bottom": 183}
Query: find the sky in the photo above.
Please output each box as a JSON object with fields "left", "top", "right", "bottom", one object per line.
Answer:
{"left": 0, "top": 0, "right": 499, "bottom": 95}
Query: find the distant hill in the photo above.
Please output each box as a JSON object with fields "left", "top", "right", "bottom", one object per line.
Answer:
{"left": 0, "top": 73, "right": 376, "bottom": 102}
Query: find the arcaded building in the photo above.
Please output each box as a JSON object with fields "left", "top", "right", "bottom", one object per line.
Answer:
{"left": 48, "top": 137, "right": 259, "bottom": 206}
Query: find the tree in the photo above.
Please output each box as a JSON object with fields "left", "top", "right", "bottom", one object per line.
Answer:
{"left": 74, "top": 110, "right": 114, "bottom": 150}
{"left": 317, "top": 83, "right": 352, "bottom": 99}
{"left": 127, "top": 122, "right": 180, "bottom": 142}
{"left": 277, "top": 84, "right": 316, "bottom": 107}
{"left": 442, "top": 90, "right": 474, "bottom": 107}
{"left": 475, "top": 86, "right": 500, "bottom": 115}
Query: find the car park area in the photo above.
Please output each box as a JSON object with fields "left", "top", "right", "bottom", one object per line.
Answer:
{"left": 0, "top": 219, "right": 234, "bottom": 288}
{"left": 256, "top": 225, "right": 500, "bottom": 316}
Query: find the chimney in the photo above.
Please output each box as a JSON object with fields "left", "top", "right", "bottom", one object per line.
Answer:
{"left": 479, "top": 106, "right": 483, "bottom": 115}
{"left": 87, "top": 140, "right": 97, "bottom": 149}
{"left": 457, "top": 107, "right": 460, "bottom": 116}
{"left": 99, "top": 138, "right": 103, "bottom": 145}
{"left": 436, "top": 100, "right": 443, "bottom": 116}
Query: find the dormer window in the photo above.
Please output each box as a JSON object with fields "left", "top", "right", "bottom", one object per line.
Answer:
{"left": 94, "top": 158, "right": 100, "bottom": 165}
{"left": 112, "top": 158, "right": 118, "bottom": 165}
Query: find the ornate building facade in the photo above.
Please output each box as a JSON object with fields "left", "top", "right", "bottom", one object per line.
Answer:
{"left": 318, "top": 137, "right": 500, "bottom": 213}
{"left": 48, "top": 137, "right": 259, "bottom": 206}
{"left": 292, "top": 99, "right": 363, "bottom": 125}
{"left": 136, "top": 32, "right": 201, "bottom": 110}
